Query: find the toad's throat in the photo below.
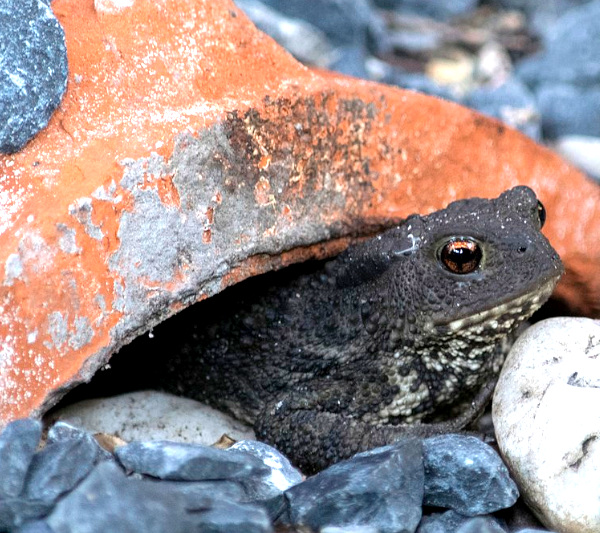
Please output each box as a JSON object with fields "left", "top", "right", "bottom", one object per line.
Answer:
{"left": 432, "top": 275, "right": 561, "bottom": 333}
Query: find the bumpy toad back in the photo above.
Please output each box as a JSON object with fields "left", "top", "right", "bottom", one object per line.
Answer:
{"left": 156, "top": 186, "right": 563, "bottom": 472}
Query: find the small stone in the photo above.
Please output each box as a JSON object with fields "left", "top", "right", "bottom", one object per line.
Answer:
{"left": 235, "top": 0, "right": 335, "bottom": 67}
{"left": 0, "top": 0, "right": 68, "bottom": 153}
{"left": 257, "top": 0, "right": 382, "bottom": 51}
{"left": 283, "top": 438, "right": 424, "bottom": 533}
{"left": 0, "top": 500, "right": 52, "bottom": 531}
{"left": 456, "top": 516, "right": 507, "bottom": 533}
{"left": 535, "top": 84, "right": 600, "bottom": 139}
{"left": 417, "top": 510, "right": 468, "bottom": 533}
{"left": 329, "top": 46, "right": 370, "bottom": 79}
{"left": 493, "top": 317, "right": 600, "bottom": 533}
{"left": 13, "top": 520, "right": 55, "bottom": 533}
{"left": 50, "top": 390, "right": 254, "bottom": 445}
{"left": 554, "top": 135, "right": 600, "bottom": 181}
{"left": 115, "top": 440, "right": 270, "bottom": 481}
{"left": 516, "top": 1, "right": 600, "bottom": 88}
{"left": 417, "top": 511, "right": 508, "bottom": 533}
{"left": 46, "top": 421, "right": 113, "bottom": 461}
{"left": 22, "top": 426, "right": 102, "bottom": 504}
{"left": 423, "top": 434, "right": 519, "bottom": 515}
{"left": 465, "top": 79, "right": 541, "bottom": 140}
{"left": 154, "top": 480, "right": 246, "bottom": 509}
{"left": 230, "top": 440, "right": 302, "bottom": 519}
{"left": 321, "top": 526, "right": 379, "bottom": 533}
{"left": 371, "top": 0, "right": 478, "bottom": 21}
{"left": 47, "top": 461, "right": 192, "bottom": 533}
{"left": 0, "top": 418, "right": 42, "bottom": 498}
{"left": 193, "top": 501, "right": 273, "bottom": 533}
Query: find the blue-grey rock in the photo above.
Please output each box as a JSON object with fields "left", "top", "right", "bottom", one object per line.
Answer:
{"left": 417, "top": 511, "right": 508, "bottom": 533}
{"left": 22, "top": 428, "right": 101, "bottom": 504}
{"left": 231, "top": 440, "right": 302, "bottom": 520}
{"left": 516, "top": 1, "right": 600, "bottom": 88}
{"left": 489, "top": 0, "right": 593, "bottom": 39}
{"left": 256, "top": 0, "right": 382, "bottom": 51}
{"left": 192, "top": 501, "right": 273, "bottom": 533}
{"left": 13, "top": 520, "right": 55, "bottom": 533}
{"left": 115, "top": 441, "right": 270, "bottom": 481}
{"left": 321, "top": 527, "right": 379, "bottom": 533}
{"left": 465, "top": 79, "right": 541, "bottom": 140}
{"left": 379, "top": 67, "right": 461, "bottom": 103}
{"left": 46, "top": 421, "right": 113, "bottom": 462}
{"left": 47, "top": 461, "right": 192, "bottom": 533}
{"left": 0, "top": 0, "right": 68, "bottom": 153}
{"left": 0, "top": 499, "right": 53, "bottom": 531}
{"left": 0, "top": 418, "right": 42, "bottom": 498}
{"left": 234, "top": 0, "right": 335, "bottom": 67}
{"left": 150, "top": 480, "right": 246, "bottom": 509}
{"left": 423, "top": 435, "right": 519, "bottom": 516}
{"left": 456, "top": 516, "right": 508, "bottom": 533}
{"left": 536, "top": 84, "right": 600, "bottom": 139}
{"left": 371, "top": 0, "right": 479, "bottom": 20}
{"left": 417, "top": 510, "right": 467, "bottom": 533}
{"left": 284, "top": 438, "right": 424, "bottom": 533}
{"left": 329, "top": 46, "right": 370, "bottom": 79}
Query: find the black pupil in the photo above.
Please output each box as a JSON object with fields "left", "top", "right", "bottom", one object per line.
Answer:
{"left": 537, "top": 200, "right": 546, "bottom": 228}
{"left": 441, "top": 239, "right": 481, "bottom": 274}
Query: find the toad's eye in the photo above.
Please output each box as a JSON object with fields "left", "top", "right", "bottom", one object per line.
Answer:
{"left": 440, "top": 238, "right": 482, "bottom": 274}
{"left": 537, "top": 200, "right": 546, "bottom": 229}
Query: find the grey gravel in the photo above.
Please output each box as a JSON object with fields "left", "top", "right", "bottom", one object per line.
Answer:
{"left": 115, "top": 440, "right": 270, "bottom": 481}
{"left": 0, "top": 0, "right": 68, "bottom": 153}
{"left": 0, "top": 419, "right": 42, "bottom": 498}
{"left": 284, "top": 438, "right": 424, "bottom": 533}
{"left": 423, "top": 435, "right": 519, "bottom": 516}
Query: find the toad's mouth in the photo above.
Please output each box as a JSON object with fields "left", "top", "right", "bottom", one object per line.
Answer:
{"left": 431, "top": 274, "right": 562, "bottom": 332}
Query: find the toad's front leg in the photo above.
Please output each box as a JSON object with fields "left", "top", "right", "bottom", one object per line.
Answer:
{"left": 254, "top": 378, "right": 496, "bottom": 474}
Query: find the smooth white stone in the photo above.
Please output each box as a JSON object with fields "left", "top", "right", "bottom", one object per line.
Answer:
{"left": 49, "top": 390, "right": 255, "bottom": 444}
{"left": 493, "top": 317, "right": 600, "bottom": 533}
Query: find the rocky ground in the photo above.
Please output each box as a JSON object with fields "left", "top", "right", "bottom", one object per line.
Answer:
{"left": 1, "top": 0, "right": 599, "bottom": 532}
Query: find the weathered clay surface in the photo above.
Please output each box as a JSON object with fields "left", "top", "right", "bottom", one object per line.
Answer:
{"left": 0, "top": 0, "right": 599, "bottom": 425}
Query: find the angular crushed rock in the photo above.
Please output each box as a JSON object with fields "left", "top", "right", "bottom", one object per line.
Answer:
{"left": 115, "top": 440, "right": 271, "bottom": 481}
{"left": 0, "top": 0, "right": 68, "bottom": 153}
{"left": 423, "top": 435, "right": 519, "bottom": 516}
{"left": 284, "top": 438, "right": 424, "bottom": 533}
{"left": 0, "top": 418, "right": 42, "bottom": 498}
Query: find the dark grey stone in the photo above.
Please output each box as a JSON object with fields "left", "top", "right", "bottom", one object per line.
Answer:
{"left": 234, "top": 0, "right": 335, "bottom": 67}
{"left": 536, "top": 84, "right": 600, "bottom": 139}
{"left": 46, "top": 421, "right": 113, "bottom": 462}
{"left": 0, "top": 499, "right": 52, "bottom": 531}
{"left": 329, "top": 46, "right": 370, "bottom": 79}
{"left": 465, "top": 79, "right": 541, "bottom": 140}
{"left": 371, "top": 0, "right": 479, "bottom": 20}
{"left": 0, "top": 418, "right": 42, "bottom": 498}
{"left": 283, "top": 438, "right": 424, "bottom": 533}
{"left": 14, "top": 520, "right": 56, "bottom": 533}
{"left": 22, "top": 428, "right": 101, "bottom": 504}
{"left": 423, "top": 435, "right": 518, "bottom": 516}
{"left": 456, "top": 516, "right": 507, "bottom": 533}
{"left": 149, "top": 480, "right": 246, "bottom": 509}
{"left": 46, "top": 461, "right": 192, "bottom": 533}
{"left": 379, "top": 67, "right": 462, "bottom": 103}
{"left": 0, "top": 0, "right": 68, "bottom": 153}
{"left": 516, "top": 1, "right": 600, "bottom": 88}
{"left": 230, "top": 440, "right": 302, "bottom": 519}
{"left": 256, "top": 0, "right": 381, "bottom": 50}
{"left": 489, "top": 0, "right": 593, "bottom": 38}
{"left": 115, "top": 441, "right": 270, "bottom": 481}
{"left": 192, "top": 501, "right": 274, "bottom": 533}
{"left": 418, "top": 510, "right": 467, "bottom": 533}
